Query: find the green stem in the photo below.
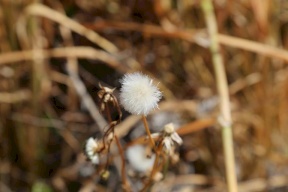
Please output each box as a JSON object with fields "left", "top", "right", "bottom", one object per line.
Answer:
{"left": 201, "top": 0, "right": 238, "bottom": 192}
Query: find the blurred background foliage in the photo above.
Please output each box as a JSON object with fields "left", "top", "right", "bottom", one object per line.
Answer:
{"left": 1, "top": 0, "right": 288, "bottom": 191}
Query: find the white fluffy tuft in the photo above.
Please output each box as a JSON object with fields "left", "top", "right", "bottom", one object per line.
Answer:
{"left": 119, "top": 72, "right": 162, "bottom": 116}
{"left": 85, "top": 137, "right": 100, "bottom": 164}
{"left": 126, "top": 145, "right": 155, "bottom": 172}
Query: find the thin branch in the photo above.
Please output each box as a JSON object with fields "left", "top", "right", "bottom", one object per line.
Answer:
{"left": 23, "top": 4, "right": 118, "bottom": 53}
{"left": 84, "top": 20, "right": 288, "bottom": 63}
{"left": 67, "top": 69, "right": 107, "bottom": 129}
{"left": 0, "top": 46, "right": 129, "bottom": 73}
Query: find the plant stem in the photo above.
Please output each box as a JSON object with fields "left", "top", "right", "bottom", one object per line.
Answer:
{"left": 141, "top": 115, "right": 156, "bottom": 149}
{"left": 141, "top": 143, "right": 164, "bottom": 192}
{"left": 201, "top": 0, "right": 238, "bottom": 192}
{"left": 114, "top": 135, "right": 129, "bottom": 190}
{"left": 105, "top": 104, "right": 129, "bottom": 190}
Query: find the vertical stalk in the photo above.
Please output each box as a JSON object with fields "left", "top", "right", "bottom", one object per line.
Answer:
{"left": 114, "top": 135, "right": 128, "bottom": 190}
{"left": 105, "top": 104, "right": 129, "bottom": 191}
{"left": 201, "top": 0, "right": 238, "bottom": 192}
{"left": 28, "top": 0, "right": 49, "bottom": 177}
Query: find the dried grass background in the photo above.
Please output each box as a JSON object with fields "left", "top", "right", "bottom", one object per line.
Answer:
{"left": 1, "top": 0, "right": 288, "bottom": 191}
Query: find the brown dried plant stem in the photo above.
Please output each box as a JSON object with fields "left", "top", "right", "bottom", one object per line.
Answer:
{"left": 141, "top": 143, "right": 164, "bottom": 192}
{"left": 201, "top": 0, "right": 238, "bottom": 192}
{"left": 114, "top": 136, "right": 128, "bottom": 189}
{"left": 105, "top": 104, "right": 129, "bottom": 190}
{"left": 141, "top": 115, "right": 156, "bottom": 149}
{"left": 140, "top": 116, "right": 161, "bottom": 191}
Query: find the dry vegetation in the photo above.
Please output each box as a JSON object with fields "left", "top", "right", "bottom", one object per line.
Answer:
{"left": 1, "top": 0, "right": 288, "bottom": 191}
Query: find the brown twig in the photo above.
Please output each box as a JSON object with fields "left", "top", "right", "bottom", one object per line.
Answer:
{"left": 23, "top": 4, "right": 118, "bottom": 53}
{"left": 103, "top": 94, "right": 130, "bottom": 191}
{"left": 67, "top": 68, "right": 107, "bottom": 130}
{"left": 84, "top": 20, "right": 288, "bottom": 63}
{"left": 124, "top": 117, "right": 215, "bottom": 148}
{"left": 0, "top": 46, "right": 128, "bottom": 72}
{"left": 0, "top": 90, "right": 31, "bottom": 103}
{"left": 141, "top": 115, "right": 156, "bottom": 149}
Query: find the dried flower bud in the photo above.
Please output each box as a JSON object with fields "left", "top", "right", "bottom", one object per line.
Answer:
{"left": 101, "top": 170, "right": 110, "bottom": 180}
{"left": 164, "top": 123, "right": 175, "bottom": 134}
{"left": 98, "top": 83, "right": 116, "bottom": 111}
{"left": 100, "top": 88, "right": 115, "bottom": 101}
{"left": 119, "top": 72, "right": 162, "bottom": 116}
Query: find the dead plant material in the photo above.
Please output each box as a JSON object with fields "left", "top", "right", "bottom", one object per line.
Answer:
{"left": 0, "top": 46, "right": 128, "bottom": 72}
{"left": 24, "top": 4, "right": 118, "bottom": 53}
{"left": 84, "top": 20, "right": 288, "bottom": 63}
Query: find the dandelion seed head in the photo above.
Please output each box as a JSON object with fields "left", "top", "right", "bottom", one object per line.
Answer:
{"left": 126, "top": 145, "right": 155, "bottom": 172}
{"left": 120, "top": 72, "right": 162, "bottom": 116}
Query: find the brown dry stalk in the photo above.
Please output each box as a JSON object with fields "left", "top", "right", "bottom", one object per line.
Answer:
{"left": 84, "top": 20, "right": 288, "bottom": 63}
{"left": 124, "top": 117, "right": 215, "bottom": 149}
{"left": 0, "top": 46, "right": 128, "bottom": 73}
{"left": 67, "top": 68, "right": 107, "bottom": 129}
{"left": 141, "top": 115, "right": 156, "bottom": 149}
{"left": 23, "top": 4, "right": 118, "bottom": 53}
{"left": 104, "top": 103, "right": 129, "bottom": 190}
{"left": 0, "top": 90, "right": 31, "bottom": 103}
{"left": 114, "top": 135, "right": 129, "bottom": 191}
{"left": 141, "top": 149, "right": 164, "bottom": 192}
{"left": 176, "top": 118, "right": 216, "bottom": 136}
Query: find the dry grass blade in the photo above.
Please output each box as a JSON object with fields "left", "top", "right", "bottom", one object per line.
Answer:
{"left": 176, "top": 118, "right": 216, "bottom": 136}
{"left": 115, "top": 100, "right": 197, "bottom": 139}
{"left": 0, "top": 46, "right": 128, "bottom": 72}
{"left": 0, "top": 90, "right": 31, "bottom": 103}
{"left": 218, "top": 34, "right": 288, "bottom": 62}
{"left": 67, "top": 69, "right": 107, "bottom": 129}
{"left": 124, "top": 117, "right": 215, "bottom": 148}
{"left": 24, "top": 4, "right": 118, "bottom": 53}
{"left": 86, "top": 20, "right": 288, "bottom": 63}
{"left": 238, "top": 175, "right": 288, "bottom": 192}
{"left": 84, "top": 20, "right": 203, "bottom": 43}
{"left": 151, "top": 174, "right": 216, "bottom": 192}
{"left": 201, "top": 0, "right": 238, "bottom": 191}
{"left": 229, "top": 73, "right": 262, "bottom": 95}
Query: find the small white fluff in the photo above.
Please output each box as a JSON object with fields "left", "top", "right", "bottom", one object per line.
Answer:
{"left": 120, "top": 72, "right": 162, "bottom": 116}
{"left": 126, "top": 145, "right": 155, "bottom": 172}
{"left": 85, "top": 137, "right": 100, "bottom": 164}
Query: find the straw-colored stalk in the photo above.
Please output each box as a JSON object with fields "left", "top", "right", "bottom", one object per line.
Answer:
{"left": 201, "top": 0, "right": 238, "bottom": 192}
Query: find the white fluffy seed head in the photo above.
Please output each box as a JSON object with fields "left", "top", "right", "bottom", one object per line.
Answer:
{"left": 119, "top": 72, "right": 162, "bottom": 116}
{"left": 126, "top": 145, "right": 155, "bottom": 172}
{"left": 85, "top": 137, "right": 100, "bottom": 164}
